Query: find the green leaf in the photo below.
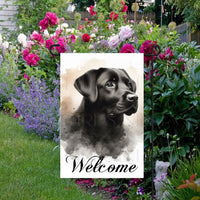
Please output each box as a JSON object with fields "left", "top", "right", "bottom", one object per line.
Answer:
{"left": 155, "top": 115, "right": 164, "bottom": 126}
{"left": 186, "top": 120, "right": 192, "bottom": 132}
{"left": 166, "top": 80, "right": 176, "bottom": 89}
{"left": 194, "top": 64, "right": 200, "bottom": 73}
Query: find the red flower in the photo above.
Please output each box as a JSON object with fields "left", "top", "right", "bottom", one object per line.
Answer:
{"left": 45, "top": 38, "right": 55, "bottom": 50}
{"left": 110, "top": 11, "right": 118, "bottom": 20}
{"left": 82, "top": 33, "right": 90, "bottom": 42}
{"left": 139, "top": 40, "right": 158, "bottom": 66}
{"left": 23, "top": 73, "right": 30, "bottom": 81}
{"left": 177, "top": 174, "right": 198, "bottom": 191}
{"left": 89, "top": 5, "right": 97, "bottom": 16}
{"left": 120, "top": 44, "right": 135, "bottom": 53}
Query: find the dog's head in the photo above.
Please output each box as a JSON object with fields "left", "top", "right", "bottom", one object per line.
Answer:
{"left": 74, "top": 68, "right": 138, "bottom": 116}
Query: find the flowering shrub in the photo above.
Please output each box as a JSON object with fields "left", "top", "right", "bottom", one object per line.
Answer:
{"left": 12, "top": 77, "right": 60, "bottom": 142}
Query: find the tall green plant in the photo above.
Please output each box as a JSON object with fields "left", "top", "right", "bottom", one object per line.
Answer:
{"left": 9, "top": 0, "right": 69, "bottom": 34}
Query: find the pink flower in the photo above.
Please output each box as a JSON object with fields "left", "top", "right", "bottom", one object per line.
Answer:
{"left": 112, "top": 196, "right": 118, "bottom": 199}
{"left": 65, "top": 186, "right": 69, "bottom": 190}
{"left": 159, "top": 47, "right": 174, "bottom": 61}
{"left": 39, "top": 12, "right": 58, "bottom": 30}
{"left": 55, "top": 30, "right": 62, "bottom": 39}
{"left": 56, "top": 38, "right": 66, "bottom": 53}
{"left": 82, "top": 33, "right": 90, "bottom": 42}
{"left": 46, "top": 12, "right": 58, "bottom": 26}
{"left": 27, "top": 41, "right": 34, "bottom": 49}
{"left": 103, "top": 187, "right": 110, "bottom": 191}
{"left": 23, "top": 48, "right": 29, "bottom": 60}
{"left": 70, "top": 35, "right": 76, "bottom": 44}
{"left": 176, "top": 57, "right": 185, "bottom": 71}
{"left": 147, "top": 27, "right": 153, "bottom": 34}
{"left": 110, "top": 11, "right": 118, "bottom": 20}
{"left": 122, "top": 4, "right": 128, "bottom": 12}
{"left": 79, "top": 25, "right": 84, "bottom": 31}
{"left": 45, "top": 38, "right": 55, "bottom": 50}
{"left": 14, "top": 113, "right": 20, "bottom": 118}
{"left": 145, "top": 69, "right": 160, "bottom": 80}
{"left": 139, "top": 40, "right": 158, "bottom": 66}
{"left": 120, "top": 44, "right": 135, "bottom": 53}
{"left": 39, "top": 17, "right": 49, "bottom": 30}
{"left": 108, "top": 35, "right": 121, "bottom": 49}
{"left": 30, "top": 31, "right": 44, "bottom": 45}
{"left": 89, "top": 5, "right": 97, "bottom": 16}
{"left": 119, "top": 25, "right": 134, "bottom": 41}
{"left": 23, "top": 73, "right": 30, "bottom": 81}
{"left": 25, "top": 53, "right": 40, "bottom": 66}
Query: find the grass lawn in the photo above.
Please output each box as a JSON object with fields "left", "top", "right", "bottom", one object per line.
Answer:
{"left": 0, "top": 112, "right": 101, "bottom": 200}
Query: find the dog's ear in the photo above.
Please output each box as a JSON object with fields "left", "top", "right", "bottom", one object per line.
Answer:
{"left": 120, "top": 69, "right": 136, "bottom": 92}
{"left": 74, "top": 69, "right": 98, "bottom": 102}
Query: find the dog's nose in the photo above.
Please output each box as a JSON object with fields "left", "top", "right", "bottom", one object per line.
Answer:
{"left": 126, "top": 94, "right": 138, "bottom": 102}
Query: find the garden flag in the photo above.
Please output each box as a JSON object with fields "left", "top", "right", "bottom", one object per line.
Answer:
{"left": 60, "top": 53, "right": 144, "bottom": 178}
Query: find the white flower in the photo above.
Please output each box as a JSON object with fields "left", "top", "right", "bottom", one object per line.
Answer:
{"left": 19, "top": 25, "right": 23, "bottom": 30}
{"left": 61, "top": 23, "right": 69, "bottom": 29}
{"left": 17, "top": 33, "right": 27, "bottom": 47}
{"left": 44, "top": 29, "right": 50, "bottom": 37}
{"left": 2, "top": 41, "right": 9, "bottom": 49}
{"left": 119, "top": 25, "right": 134, "bottom": 42}
{"left": 66, "top": 28, "right": 75, "bottom": 33}
{"left": 108, "top": 35, "right": 121, "bottom": 49}
{"left": 90, "top": 33, "right": 96, "bottom": 38}
{"left": 89, "top": 44, "right": 94, "bottom": 49}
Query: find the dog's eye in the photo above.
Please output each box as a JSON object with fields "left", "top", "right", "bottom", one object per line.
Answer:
{"left": 105, "top": 81, "right": 116, "bottom": 89}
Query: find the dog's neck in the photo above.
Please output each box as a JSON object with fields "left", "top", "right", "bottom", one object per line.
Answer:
{"left": 74, "top": 98, "right": 125, "bottom": 142}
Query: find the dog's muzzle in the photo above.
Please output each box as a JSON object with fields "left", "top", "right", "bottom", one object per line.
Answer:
{"left": 126, "top": 93, "right": 138, "bottom": 103}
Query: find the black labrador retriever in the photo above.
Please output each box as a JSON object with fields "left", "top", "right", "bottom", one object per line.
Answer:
{"left": 62, "top": 68, "right": 138, "bottom": 158}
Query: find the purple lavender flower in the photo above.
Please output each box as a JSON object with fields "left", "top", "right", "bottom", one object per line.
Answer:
{"left": 0, "top": 54, "right": 3, "bottom": 66}
{"left": 12, "top": 77, "right": 60, "bottom": 140}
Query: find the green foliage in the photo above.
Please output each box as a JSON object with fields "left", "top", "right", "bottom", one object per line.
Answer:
{"left": 127, "top": 186, "right": 151, "bottom": 200}
{"left": 9, "top": 0, "right": 69, "bottom": 35}
{"left": 165, "top": 0, "right": 200, "bottom": 30}
{"left": 0, "top": 47, "right": 19, "bottom": 109}
{"left": 72, "top": 0, "right": 95, "bottom": 11}
{"left": 3, "top": 100, "right": 16, "bottom": 115}
{"left": 143, "top": 3, "right": 155, "bottom": 13}
{"left": 144, "top": 48, "right": 200, "bottom": 166}
{"left": 165, "top": 150, "right": 200, "bottom": 200}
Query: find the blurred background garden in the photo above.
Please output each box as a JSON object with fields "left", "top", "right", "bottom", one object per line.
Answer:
{"left": 0, "top": 0, "right": 199, "bottom": 199}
